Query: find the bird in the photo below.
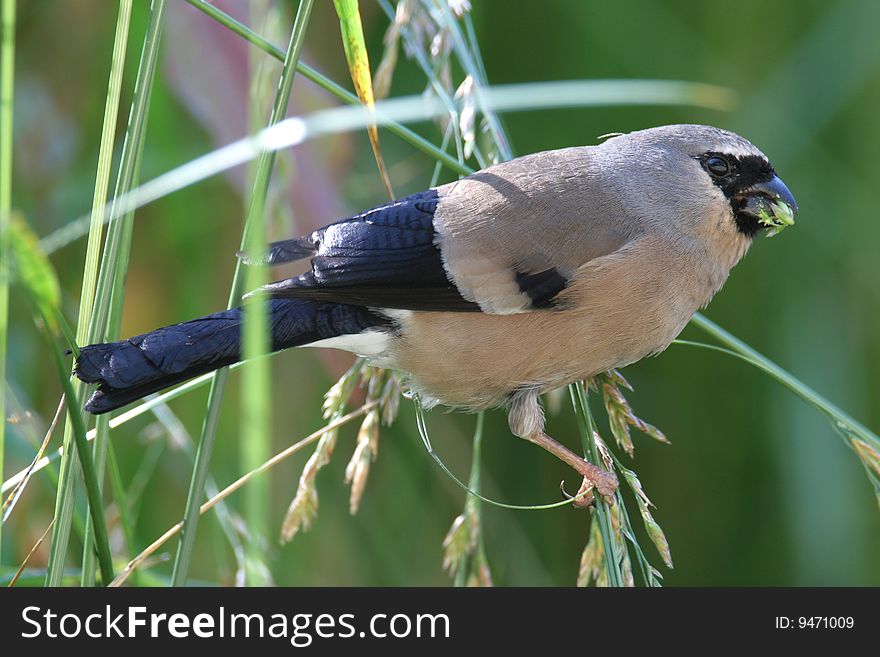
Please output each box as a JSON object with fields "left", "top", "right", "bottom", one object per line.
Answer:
{"left": 74, "top": 124, "right": 797, "bottom": 499}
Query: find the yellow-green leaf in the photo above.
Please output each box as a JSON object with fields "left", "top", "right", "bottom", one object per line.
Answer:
{"left": 8, "top": 212, "right": 61, "bottom": 332}
{"left": 333, "top": 0, "right": 395, "bottom": 199}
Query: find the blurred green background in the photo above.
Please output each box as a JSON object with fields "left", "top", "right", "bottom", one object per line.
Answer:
{"left": 3, "top": 0, "right": 879, "bottom": 585}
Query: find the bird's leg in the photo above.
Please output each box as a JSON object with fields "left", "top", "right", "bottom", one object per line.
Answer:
{"left": 522, "top": 430, "right": 618, "bottom": 498}
{"left": 507, "top": 388, "right": 618, "bottom": 501}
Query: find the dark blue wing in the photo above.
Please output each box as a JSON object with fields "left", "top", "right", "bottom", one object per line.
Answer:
{"left": 252, "top": 190, "right": 481, "bottom": 311}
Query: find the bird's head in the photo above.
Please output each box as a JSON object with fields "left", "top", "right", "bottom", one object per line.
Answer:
{"left": 602, "top": 124, "right": 798, "bottom": 241}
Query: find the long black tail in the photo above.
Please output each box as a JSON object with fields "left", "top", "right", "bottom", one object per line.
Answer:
{"left": 75, "top": 299, "right": 390, "bottom": 414}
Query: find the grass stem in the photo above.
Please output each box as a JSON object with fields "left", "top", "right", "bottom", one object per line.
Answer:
{"left": 78, "top": 0, "right": 134, "bottom": 587}
{"left": 44, "top": 321, "right": 114, "bottom": 584}
{"left": 171, "top": 0, "right": 315, "bottom": 586}
{"left": 0, "top": 0, "right": 17, "bottom": 565}
{"left": 570, "top": 382, "right": 623, "bottom": 587}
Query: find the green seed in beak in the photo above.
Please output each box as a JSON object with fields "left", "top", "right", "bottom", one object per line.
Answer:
{"left": 757, "top": 199, "right": 796, "bottom": 237}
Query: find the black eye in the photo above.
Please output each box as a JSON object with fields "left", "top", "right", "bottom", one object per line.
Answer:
{"left": 705, "top": 155, "right": 731, "bottom": 177}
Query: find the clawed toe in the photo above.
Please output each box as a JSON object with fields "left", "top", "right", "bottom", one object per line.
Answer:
{"left": 561, "top": 479, "right": 595, "bottom": 508}
{"left": 579, "top": 461, "right": 618, "bottom": 500}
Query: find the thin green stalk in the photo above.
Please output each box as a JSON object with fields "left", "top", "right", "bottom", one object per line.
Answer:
{"left": 603, "top": 449, "right": 662, "bottom": 587}
{"left": 689, "top": 313, "right": 880, "bottom": 452}
{"left": 0, "top": 0, "right": 16, "bottom": 563}
{"left": 416, "top": 400, "right": 588, "bottom": 510}
{"left": 377, "top": 0, "right": 481, "bottom": 168}
{"left": 105, "top": 439, "right": 147, "bottom": 586}
{"left": 429, "top": 121, "right": 456, "bottom": 187}
{"left": 71, "top": 0, "right": 163, "bottom": 587}
{"left": 238, "top": 0, "right": 274, "bottom": 587}
{"left": 106, "top": 442, "right": 137, "bottom": 566}
{"left": 44, "top": 321, "right": 113, "bottom": 584}
{"left": 82, "top": 153, "right": 145, "bottom": 585}
{"left": 570, "top": 383, "right": 623, "bottom": 587}
{"left": 77, "top": 0, "right": 134, "bottom": 587}
{"left": 432, "top": 0, "right": 512, "bottom": 161}
{"left": 243, "top": 0, "right": 312, "bottom": 586}
{"left": 3, "top": 361, "right": 255, "bottom": 497}
{"left": 183, "top": 0, "right": 468, "bottom": 176}
{"left": 171, "top": 0, "right": 315, "bottom": 586}
{"left": 454, "top": 411, "right": 486, "bottom": 587}
{"left": 47, "top": 0, "right": 163, "bottom": 584}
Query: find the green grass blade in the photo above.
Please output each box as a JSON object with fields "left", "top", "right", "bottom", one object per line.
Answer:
{"left": 7, "top": 215, "right": 61, "bottom": 333}
{"left": 76, "top": 0, "right": 133, "bottom": 586}
{"left": 40, "top": 78, "right": 739, "bottom": 256}
{"left": 570, "top": 383, "right": 623, "bottom": 587}
{"left": 688, "top": 314, "right": 880, "bottom": 454}
{"left": 453, "top": 411, "right": 490, "bottom": 587}
{"left": 47, "top": 0, "right": 165, "bottom": 587}
{"left": 333, "top": 0, "right": 395, "bottom": 198}
{"left": 433, "top": 0, "right": 512, "bottom": 161}
{"left": 0, "top": 0, "right": 16, "bottom": 563}
{"left": 171, "top": 0, "right": 315, "bottom": 586}
{"left": 105, "top": 441, "right": 139, "bottom": 582}
{"left": 8, "top": 213, "right": 115, "bottom": 584}
{"left": 182, "top": 0, "right": 468, "bottom": 176}
{"left": 80, "top": 0, "right": 162, "bottom": 587}
{"left": 45, "top": 332, "right": 114, "bottom": 585}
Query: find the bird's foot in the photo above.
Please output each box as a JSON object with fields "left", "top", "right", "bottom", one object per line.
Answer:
{"left": 523, "top": 430, "right": 618, "bottom": 505}
{"left": 562, "top": 477, "right": 595, "bottom": 508}
{"left": 577, "top": 459, "right": 618, "bottom": 500}
{"left": 561, "top": 467, "right": 618, "bottom": 508}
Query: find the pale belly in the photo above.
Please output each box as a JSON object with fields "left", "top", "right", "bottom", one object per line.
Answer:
{"left": 389, "top": 291, "right": 691, "bottom": 411}
{"left": 370, "top": 236, "right": 730, "bottom": 411}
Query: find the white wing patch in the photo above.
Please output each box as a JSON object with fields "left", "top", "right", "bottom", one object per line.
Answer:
{"left": 434, "top": 224, "right": 532, "bottom": 315}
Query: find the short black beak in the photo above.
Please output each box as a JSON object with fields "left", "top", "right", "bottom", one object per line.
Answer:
{"left": 753, "top": 175, "right": 798, "bottom": 214}
{"left": 736, "top": 175, "right": 797, "bottom": 236}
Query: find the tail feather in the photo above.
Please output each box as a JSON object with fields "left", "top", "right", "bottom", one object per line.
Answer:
{"left": 235, "top": 235, "right": 316, "bottom": 266}
{"left": 76, "top": 299, "right": 390, "bottom": 414}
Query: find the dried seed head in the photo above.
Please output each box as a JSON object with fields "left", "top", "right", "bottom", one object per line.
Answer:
{"left": 280, "top": 428, "right": 338, "bottom": 542}
{"left": 599, "top": 370, "right": 669, "bottom": 456}
{"left": 441, "top": 513, "right": 473, "bottom": 575}
{"left": 852, "top": 438, "right": 880, "bottom": 479}
{"left": 449, "top": 0, "right": 471, "bottom": 17}
{"left": 430, "top": 29, "right": 450, "bottom": 59}
{"left": 620, "top": 465, "right": 673, "bottom": 569}
{"left": 577, "top": 516, "right": 604, "bottom": 587}
{"left": 345, "top": 408, "right": 381, "bottom": 514}
{"left": 455, "top": 75, "right": 476, "bottom": 159}
{"left": 469, "top": 548, "right": 493, "bottom": 587}
{"left": 280, "top": 482, "right": 319, "bottom": 543}
{"left": 373, "top": 2, "right": 405, "bottom": 100}
{"left": 323, "top": 360, "right": 363, "bottom": 419}
{"left": 605, "top": 368, "right": 633, "bottom": 391}
{"left": 593, "top": 432, "right": 615, "bottom": 472}
{"left": 380, "top": 374, "right": 403, "bottom": 426}
{"left": 620, "top": 545, "right": 635, "bottom": 588}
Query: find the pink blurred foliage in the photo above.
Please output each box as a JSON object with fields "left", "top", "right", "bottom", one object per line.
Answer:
{"left": 162, "top": 0, "right": 353, "bottom": 236}
{"left": 163, "top": 0, "right": 359, "bottom": 376}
